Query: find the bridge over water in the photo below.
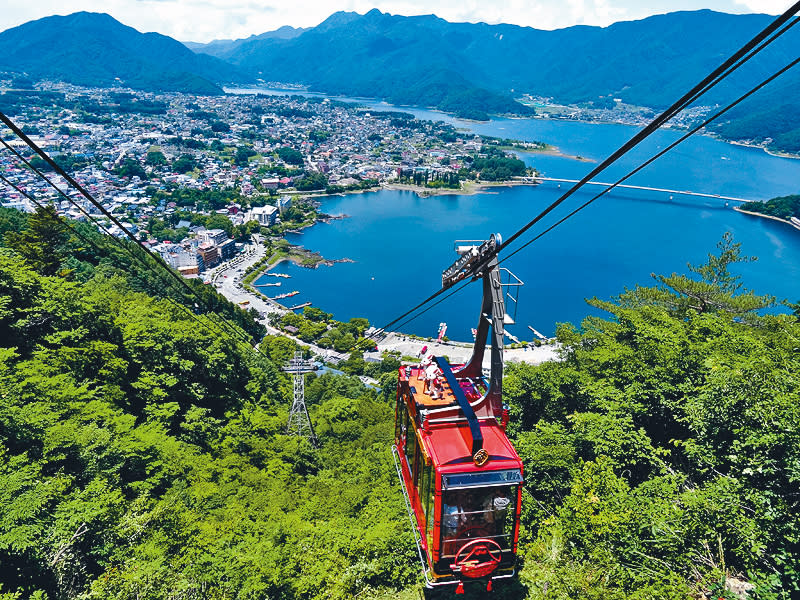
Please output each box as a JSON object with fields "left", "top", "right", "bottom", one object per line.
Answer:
{"left": 536, "top": 177, "right": 755, "bottom": 204}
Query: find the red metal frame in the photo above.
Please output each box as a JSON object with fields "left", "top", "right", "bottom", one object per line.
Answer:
{"left": 393, "top": 362, "right": 524, "bottom": 589}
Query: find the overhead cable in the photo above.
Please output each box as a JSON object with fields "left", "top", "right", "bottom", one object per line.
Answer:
{"left": 367, "top": 5, "right": 800, "bottom": 338}
{"left": 0, "top": 112, "right": 258, "bottom": 347}
{"left": 0, "top": 133, "right": 264, "bottom": 353}
{"left": 0, "top": 168, "right": 251, "bottom": 347}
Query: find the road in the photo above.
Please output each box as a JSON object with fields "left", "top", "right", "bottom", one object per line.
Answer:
{"left": 211, "top": 236, "right": 349, "bottom": 364}
{"left": 375, "top": 332, "right": 559, "bottom": 368}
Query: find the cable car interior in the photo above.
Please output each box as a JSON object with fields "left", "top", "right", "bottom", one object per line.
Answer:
{"left": 392, "top": 234, "right": 524, "bottom": 593}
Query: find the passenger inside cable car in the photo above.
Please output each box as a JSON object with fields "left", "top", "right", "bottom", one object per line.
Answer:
{"left": 441, "top": 486, "right": 518, "bottom": 557}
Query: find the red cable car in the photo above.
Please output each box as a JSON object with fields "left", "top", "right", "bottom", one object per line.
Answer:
{"left": 392, "top": 234, "right": 524, "bottom": 592}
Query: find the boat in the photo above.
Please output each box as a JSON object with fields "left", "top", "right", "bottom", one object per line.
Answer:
{"left": 272, "top": 291, "right": 300, "bottom": 299}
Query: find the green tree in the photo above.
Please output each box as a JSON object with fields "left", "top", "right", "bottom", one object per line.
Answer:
{"left": 5, "top": 205, "right": 68, "bottom": 276}
{"left": 277, "top": 147, "right": 304, "bottom": 166}
{"left": 614, "top": 232, "right": 775, "bottom": 316}
{"left": 172, "top": 154, "right": 196, "bottom": 174}
{"left": 115, "top": 158, "right": 147, "bottom": 180}
{"left": 210, "top": 120, "right": 231, "bottom": 133}
{"left": 235, "top": 146, "right": 256, "bottom": 167}
{"left": 145, "top": 148, "right": 167, "bottom": 166}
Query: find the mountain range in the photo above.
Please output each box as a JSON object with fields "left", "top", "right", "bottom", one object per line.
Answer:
{"left": 1, "top": 9, "right": 798, "bottom": 149}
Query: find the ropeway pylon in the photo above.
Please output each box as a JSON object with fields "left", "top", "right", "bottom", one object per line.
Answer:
{"left": 282, "top": 352, "right": 318, "bottom": 446}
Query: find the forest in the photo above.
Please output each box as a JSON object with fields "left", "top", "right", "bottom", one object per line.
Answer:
{"left": 0, "top": 207, "right": 798, "bottom": 599}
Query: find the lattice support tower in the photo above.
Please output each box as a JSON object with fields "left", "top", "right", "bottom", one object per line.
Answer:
{"left": 283, "top": 352, "right": 318, "bottom": 446}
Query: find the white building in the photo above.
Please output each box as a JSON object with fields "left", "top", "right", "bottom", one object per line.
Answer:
{"left": 249, "top": 205, "right": 278, "bottom": 227}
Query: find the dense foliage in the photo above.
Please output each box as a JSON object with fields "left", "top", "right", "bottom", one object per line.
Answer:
{"left": 0, "top": 208, "right": 415, "bottom": 599}
{"left": 471, "top": 146, "right": 528, "bottom": 181}
{"left": 505, "top": 236, "right": 799, "bottom": 599}
{"left": 1, "top": 209, "right": 798, "bottom": 599}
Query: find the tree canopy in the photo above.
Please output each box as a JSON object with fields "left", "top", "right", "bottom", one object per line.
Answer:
{"left": 0, "top": 208, "right": 416, "bottom": 599}
{"left": 0, "top": 212, "right": 797, "bottom": 599}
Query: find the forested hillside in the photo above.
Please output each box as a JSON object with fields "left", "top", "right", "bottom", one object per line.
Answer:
{"left": 504, "top": 236, "right": 799, "bottom": 598}
{"left": 190, "top": 9, "right": 800, "bottom": 148}
{"left": 0, "top": 208, "right": 798, "bottom": 599}
{"left": 741, "top": 194, "right": 800, "bottom": 220}
{"left": 4, "top": 8, "right": 799, "bottom": 142}
{"left": 0, "top": 12, "right": 249, "bottom": 94}
{"left": 0, "top": 207, "right": 414, "bottom": 599}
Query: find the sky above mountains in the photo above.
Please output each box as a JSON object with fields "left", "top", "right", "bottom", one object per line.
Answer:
{"left": 2, "top": 0, "right": 786, "bottom": 43}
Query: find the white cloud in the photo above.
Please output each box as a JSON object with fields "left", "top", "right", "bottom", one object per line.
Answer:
{"left": 734, "top": 0, "right": 789, "bottom": 13}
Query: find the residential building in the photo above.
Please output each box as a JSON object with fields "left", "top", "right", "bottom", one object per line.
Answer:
{"left": 250, "top": 204, "right": 278, "bottom": 227}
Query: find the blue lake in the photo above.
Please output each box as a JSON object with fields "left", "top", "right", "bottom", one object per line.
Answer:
{"left": 246, "top": 92, "right": 800, "bottom": 340}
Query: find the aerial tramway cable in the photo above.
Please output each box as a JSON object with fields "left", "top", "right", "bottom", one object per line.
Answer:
{"left": 0, "top": 134, "right": 268, "bottom": 354}
{"left": 0, "top": 165, "right": 253, "bottom": 349}
{"left": 383, "top": 52, "right": 800, "bottom": 334}
{"left": 496, "top": 5, "right": 800, "bottom": 255}
{"left": 366, "top": 4, "right": 800, "bottom": 339}
{"left": 494, "top": 53, "right": 800, "bottom": 270}
{"left": 3, "top": 4, "right": 799, "bottom": 353}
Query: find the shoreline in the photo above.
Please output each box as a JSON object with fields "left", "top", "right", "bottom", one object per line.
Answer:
{"left": 507, "top": 144, "right": 596, "bottom": 162}
{"left": 381, "top": 179, "right": 539, "bottom": 197}
{"left": 733, "top": 206, "right": 800, "bottom": 231}
{"left": 228, "top": 86, "right": 800, "bottom": 160}
{"left": 727, "top": 139, "right": 800, "bottom": 161}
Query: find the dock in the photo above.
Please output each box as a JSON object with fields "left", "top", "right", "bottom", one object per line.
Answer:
{"left": 528, "top": 325, "right": 548, "bottom": 341}
{"left": 254, "top": 282, "right": 281, "bottom": 287}
{"left": 288, "top": 302, "right": 312, "bottom": 310}
{"left": 537, "top": 177, "right": 755, "bottom": 204}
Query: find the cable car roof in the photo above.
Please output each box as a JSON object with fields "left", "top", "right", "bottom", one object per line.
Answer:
{"left": 421, "top": 420, "right": 522, "bottom": 474}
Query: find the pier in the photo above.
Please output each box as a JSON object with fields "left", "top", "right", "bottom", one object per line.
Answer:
{"left": 537, "top": 177, "right": 755, "bottom": 204}
{"left": 288, "top": 302, "right": 312, "bottom": 311}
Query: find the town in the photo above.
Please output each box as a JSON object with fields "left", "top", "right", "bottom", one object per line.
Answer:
{"left": 0, "top": 83, "right": 537, "bottom": 279}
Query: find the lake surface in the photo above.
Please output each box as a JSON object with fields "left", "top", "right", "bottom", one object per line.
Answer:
{"left": 242, "top": 88, "right": 800, "bottom": 339}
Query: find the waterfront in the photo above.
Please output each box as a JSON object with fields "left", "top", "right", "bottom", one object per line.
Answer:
{"left": 253, "top": 111, "right": 800, "bottom": 340}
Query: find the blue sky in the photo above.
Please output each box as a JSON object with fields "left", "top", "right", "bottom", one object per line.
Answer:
{"left": 1, "top": 0, "right": 788, "bottom": 43}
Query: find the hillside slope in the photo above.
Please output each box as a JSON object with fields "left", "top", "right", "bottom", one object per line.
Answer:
{"left": 0, "top": 12, "right": 250, "bottom": 94}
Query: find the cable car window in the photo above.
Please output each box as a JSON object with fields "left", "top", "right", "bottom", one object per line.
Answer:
{"left": 398, "top": 403, "right": 409, "bottom": 446}
{"left": 420, "top": 463, "right": 432, "bottom": 518}
{"left": 440, "top": 485, "right": 519, "bottom": 557}
{"left": 395, "top": 395, "right": 403, "bottom": 442}
{"left": 412, "top": 440, "right": 421, "bottom": 490}
{"left": 442, "top": 469, "right": 522, "bottom": 489}
{"left": 425, "top": 470, "right": 435, "bottom": 549}
{"left": 405, "top": 421, "right": 416, "bottom": 469}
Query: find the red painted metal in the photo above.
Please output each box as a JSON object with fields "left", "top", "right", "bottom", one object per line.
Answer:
{"left": 394, "top": 361, "right": 523, "bottom": 589}
{"left": 453, "top": 538, "right": 503, "bottom": 578}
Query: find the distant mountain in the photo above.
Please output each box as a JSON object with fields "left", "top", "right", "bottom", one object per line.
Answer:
{"left": 184, "top": 26, "right": 307, "bottom": 55}
{"left": 3, "top": 10, "right": 799, "bottom": 149}
{"left": 0, "top": 12, "right": 250, "bottom": 94}
{"left": 190, "top": 8, "right": 800, "bottom": 148}
{"left": 191, "top": 9, "right": 535, "bottom": 118}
